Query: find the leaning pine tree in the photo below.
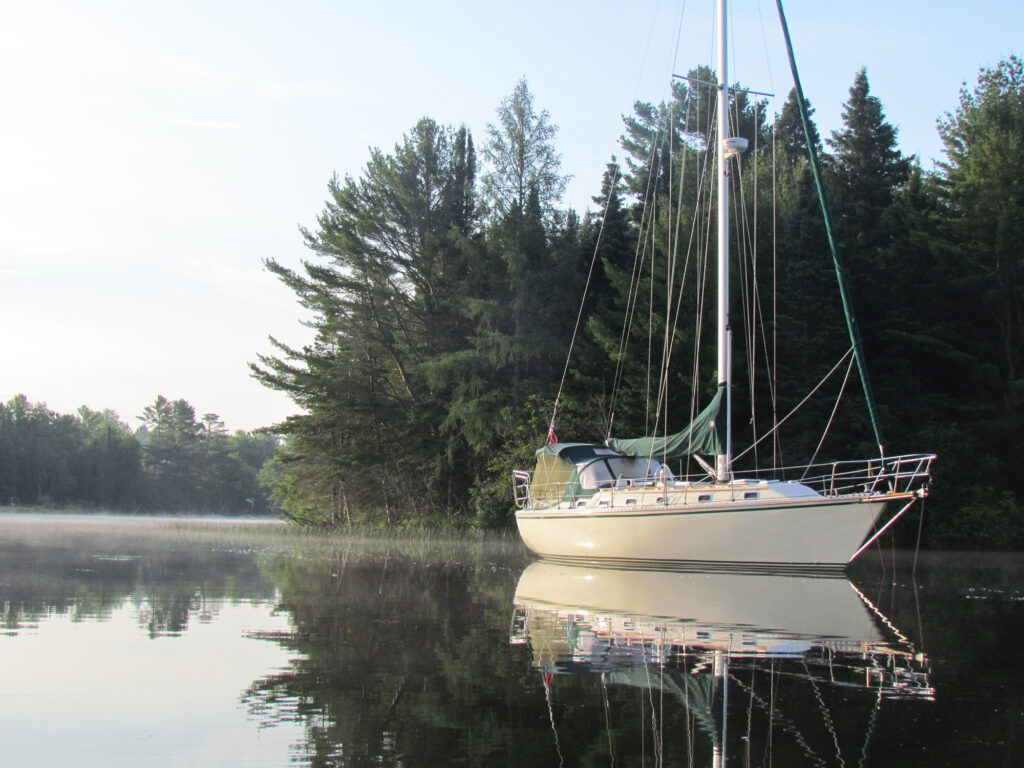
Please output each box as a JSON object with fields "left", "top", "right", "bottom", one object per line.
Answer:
{"left": 252, "top": 119, "right": 481, "bottom": 526}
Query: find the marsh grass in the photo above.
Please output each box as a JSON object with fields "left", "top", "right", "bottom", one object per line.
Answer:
{"left": 156, "top": 518, "right": 532, "bottom": 566}
{"left": 0, "top": 511, "right": 533, "bottom": 568}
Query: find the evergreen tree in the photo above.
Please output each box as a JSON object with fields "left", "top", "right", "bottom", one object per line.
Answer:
{"left": 465, "top": 80, "right": 573, "bottom": 407}
{"left": 928, "top": 56, "right": 1024, "bottom": 541}
{"left": 937, "top": 56, "right": 1024, "bottom": 419}
{"left": 0, "top": 396, "right": 82, "bottom": 504}
{"left": 774, "top": 87, "right": 821, "bottom": 167}
{"left": 77, "top": 407, "right": 143, "bottom": 508}
{"left": 815, "top": 69, "right": 911, "bottom": 454}
{"left": 254, "top": 119, "right": 483, "bottom": 523}
{"left": 243, "top": 62, "right": 1024, "bottom": 544}
{"left": 828, "top": 68, "right": 910, "bottom": 251}
{"left": 138, "top": 396, "right": 208, "bottom": 510}
{"left": 137, "top": 396, "right": 267, "bottom": 513}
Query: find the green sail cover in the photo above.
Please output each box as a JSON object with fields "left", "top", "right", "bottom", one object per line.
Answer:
{"left": 608, "top": 388, "right": 726, "bottom": 460}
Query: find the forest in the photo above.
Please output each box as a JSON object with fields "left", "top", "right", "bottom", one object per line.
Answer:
{"left": 3, "top": 56, "right": 1021, "bottom": 548}
{"left": 0, "top": 394, "right": 278, "bottom": 514}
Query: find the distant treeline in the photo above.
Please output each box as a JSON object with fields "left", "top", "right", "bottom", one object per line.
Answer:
{"left": 252, "top": 59, "right": 1023, "bottom": 549}
{"left": 0, "top": 394, "right": 278, "bottom": 514}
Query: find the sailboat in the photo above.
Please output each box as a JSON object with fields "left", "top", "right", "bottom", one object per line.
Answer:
{"left": 513, "top": 0, "right": 935, "bottom": 568}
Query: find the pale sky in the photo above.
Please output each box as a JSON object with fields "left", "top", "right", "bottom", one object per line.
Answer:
{"left": 2, "top": 0, "right": 1019, "bottom": 432}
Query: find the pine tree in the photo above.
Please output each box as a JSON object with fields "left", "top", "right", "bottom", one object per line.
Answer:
{"left": 818, "top": 69, "right": 910, "bottom": 454}
{"left": 937, "top": 56, "right": 1024, "bottom": 419}
{"left": 931, "top": 56, "right": 1024, "bottom": 537}
{"left": 478, "top": 79, "right": 571, "bottom": 398}
{"left": 774, "top": 87, "right": 821, "bottom": 167}
{"left": 254, "top": 119, "right": 483, "bottom": 523}
{"left": 828, "top": 68, "right": 910, "bottom": 251}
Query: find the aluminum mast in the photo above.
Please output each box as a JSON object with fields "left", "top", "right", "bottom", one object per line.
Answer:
{"left": 715, "top": 0, "right": 732, "bottom": 482}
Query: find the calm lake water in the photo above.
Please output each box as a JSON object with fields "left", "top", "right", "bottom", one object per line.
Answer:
{"left": 1, "top": 514, "right": 1022, "bottom": 766}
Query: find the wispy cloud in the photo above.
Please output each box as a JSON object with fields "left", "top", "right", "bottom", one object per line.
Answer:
{"left": 0, "top": 88, "right": 139, "bottom": 110}
{"left": 256, "top": 79, "right": 350, "bottom": 101}
{"left": 156, "top": 116, "right": 248, "bottom": 131}
{"left": 160, "top": 54, "right": 235, "bottom": 87}
{"left": 160, "top": 53, "right": 347, "bottom": 103}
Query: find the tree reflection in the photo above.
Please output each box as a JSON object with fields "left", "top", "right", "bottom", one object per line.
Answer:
{"left": 0, "top": 517, "right": 275, "bottom": 636}
{"left": 244, "top": 550, "right": 555, "bottom": 767}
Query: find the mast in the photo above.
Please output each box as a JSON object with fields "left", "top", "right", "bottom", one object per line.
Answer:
{"left": 715, "top": 0, "right": 732, "bottom": 481}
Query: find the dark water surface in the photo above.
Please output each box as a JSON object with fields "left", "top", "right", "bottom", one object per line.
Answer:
{"left": 1, "top": 514, "right": 1022, "bottom": 766}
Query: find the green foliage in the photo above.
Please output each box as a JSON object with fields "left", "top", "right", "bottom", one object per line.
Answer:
{"left": 0, "top": 394, "right": 277, "bottom": 514}
{"left": 469, "top": 397, "right": 552, "bottom": 529}
{"left": 828, "top": 69, "right": 910, "bottom": 245}
{"left": 0, "top": 397, "right": 90, "bottom": 512}
{"left": 937, "top": 56, "right": 1024, "bottom": 420}
{"left": 136, "top": 396, "right": 270, "bottom": 513}
{"left": 253, "top": 84, "right": 582, "bottom": 528}
{"left": 482, "top": 77, "right": 568, "bottom": 222}
{"left": 775, "top": 87, "right": 822, "bottom": 165}
{"left": 252, "top": 117, "right": 489, "bottom": 526}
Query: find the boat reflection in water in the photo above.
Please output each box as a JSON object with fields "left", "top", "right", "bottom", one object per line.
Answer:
{"left": 511, "top": 562, "right": 932, "bottom": 766}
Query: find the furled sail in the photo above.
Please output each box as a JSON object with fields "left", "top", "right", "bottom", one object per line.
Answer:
{"left": 608, "top": 388, "right": 726, "bottom": 460}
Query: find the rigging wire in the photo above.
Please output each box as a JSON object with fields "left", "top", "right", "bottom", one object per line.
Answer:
{"left": 730, "top": 132, "right": 759, "bottom": 468}
{"left": 608, "top": 142, "right": 661, "bottom": 437}
{"left": 601, "top": 674, "right": 617, "bottom": 768}
{"left": 912, "top": 541, "right": 927, "bottom": 652}
{"left": 550, "top": 0, "right": 689, "bottom": 440}
{"left": 642, "top": 646, "right": 664, "bottom": 766}
{"left": 659, "top": 98, "right": 676, "bottom": 443}
{"left": 606, "top": 0, "right": 696, "bottom": 440}
{"left": 775, "top": 0, "right": 886, "bottom": 457}
{"left": 768, "top": 660, "right": 777, "bottom": 766}
{"left": 542, "top": 672, "right": 565, "bottom": 768}
{"left": 728, "top": 669, "right": 826, "bottom": 766}
{"left": 858, "top": 667, "right": 885, "bottom": 768}
{"left": 556, "top": 0, "right": 864, "bottom": 469}
{"left": 803, "top": 659, "right": 846, "bottom": 768}
{"left": 655, "top": 82, "right": 711, "bottom": 441}
{"left": 682, "top": 642, "right": 695, "bottom": 767}
{"left": 912, "top": 497, "right": 926, "bottom": 577}
{"left": 747, "top": 102, "right": 762, "bottom": 471}
{"left": 548, "top": 165, "right": 621, "bottom": 434}
{"left": 754, "top": 0, "right": 778, "bottom": 95}
{"left": 847, "top": 582, "right": 918, "bottom": 651}
{"left": 732, "top": 345, "right": 854, "bottom": 463}
{"left": 801, "top": 351, "right": 856, "bottom": 479}
{"left": 745, "top": 664, "right": 757, "bottom": 767}
{"left": 626, "top": 63, "right": 785, "bottom": 478}
{"left": 647, "top": 111, "right": 667, "bottom": 436}
{"left": 771, "top": 120, "right": 780, "bottom": 471}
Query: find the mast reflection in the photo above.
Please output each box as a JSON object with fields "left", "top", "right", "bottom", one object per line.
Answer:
{"left": 511, "top": 563, "right": 932, "bottom": 766}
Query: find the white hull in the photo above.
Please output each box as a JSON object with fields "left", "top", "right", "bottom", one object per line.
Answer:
{"left": 516, "top": 485, "right": 907, "bottom": 566}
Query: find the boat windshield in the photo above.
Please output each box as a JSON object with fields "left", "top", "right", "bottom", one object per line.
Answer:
{"left": 578, "top": 457, "right": 663, "bottom": 490}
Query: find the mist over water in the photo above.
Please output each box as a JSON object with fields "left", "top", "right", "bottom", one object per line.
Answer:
{"left": 1, "top": 513, "right": 1021, "bottom": 765}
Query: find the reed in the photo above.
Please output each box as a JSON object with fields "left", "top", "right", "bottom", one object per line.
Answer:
{"left": 152, "top": 518, "right": 532, "bottom": 566}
